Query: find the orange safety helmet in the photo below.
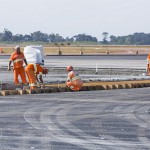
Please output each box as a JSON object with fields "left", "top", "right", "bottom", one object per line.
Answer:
{"left": 43, "top": 68, "right": 49, "bottom": 74}
{"left": 66, "top": 66, "right": 73, "bottom": 71}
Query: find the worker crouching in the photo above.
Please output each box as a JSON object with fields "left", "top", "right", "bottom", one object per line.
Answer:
{"left": 66, "top": 66, "right": 83, "bottom": 91}
{"left": 25, "top": 63, "right": 48, "bottom": 90}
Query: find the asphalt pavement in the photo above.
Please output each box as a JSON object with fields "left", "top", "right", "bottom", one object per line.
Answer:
{"left": 0, "top": 55, "right": 150, "bottom": 150}
{"left": 0, "top": 88, "right": 150, "bottom": 150}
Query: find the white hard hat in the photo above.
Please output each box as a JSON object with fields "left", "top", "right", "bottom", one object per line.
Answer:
{"left": 15, "top": 45, "right": 20, "bottom": 49}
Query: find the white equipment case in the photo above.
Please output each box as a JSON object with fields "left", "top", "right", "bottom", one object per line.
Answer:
{"left": 24, "top": 45, "right": 44, "bottom": 65}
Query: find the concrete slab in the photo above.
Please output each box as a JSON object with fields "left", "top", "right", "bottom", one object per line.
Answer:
{"left": 0, "top": 88, "right": 150, "bottom": 149}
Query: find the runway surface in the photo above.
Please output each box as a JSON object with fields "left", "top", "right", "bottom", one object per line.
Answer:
{"left": 0, "top": 55, "right": 150, "bottom": 149}
{"left": 0, "top": 88, "right": 150, "bottom": 150}
{"left": 0, "top": 55, "right": 149, "bottom": 83}
{"left": 0, "top": 55, "right": 148, "bottom": 68}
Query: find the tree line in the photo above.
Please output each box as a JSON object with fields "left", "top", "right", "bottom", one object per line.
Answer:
{"left": 0, "top": 29, "right": 98, "bottom": 43}
{"left": 0, "top": 29, "right": 150, "bottom": 45}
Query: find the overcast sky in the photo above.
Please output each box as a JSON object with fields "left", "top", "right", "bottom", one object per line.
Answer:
{"left": 0, "top": 0, "right": 150, "bottom": 40}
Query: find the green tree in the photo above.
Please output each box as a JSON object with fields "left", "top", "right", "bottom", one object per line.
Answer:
{"left": 12, "top": 34, "right": 24, "bottom": 42}
{"left": 109, "top": 35, "right": 117, "bottom": 44}
{"left": 24, "top": 34, "right": 33, "bottom": 41}
{"left": 73, "top": 34, "right": 97, "bottom": 42}
{"left": 49, "top": 33, "right": 64, "bottom": 42}
{"left": 125, "top": 37, "right": 131, "bottom": 45}
{"left": 31, "top": 31, "right": 49, "bottom": 42}
{"left": 0, "top": 29, "right": 12, "bottom": 42}
{"left": 102, "top": 32, "right": 108, "bottom": 44}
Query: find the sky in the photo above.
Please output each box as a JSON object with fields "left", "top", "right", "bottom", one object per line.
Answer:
{"left": 0, "top": 0, "right": 150, "bottom": 40}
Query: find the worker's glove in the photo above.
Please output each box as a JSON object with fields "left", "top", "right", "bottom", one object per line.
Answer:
{"left": 8, "top": 66, "right": 11, "bottom": 71}
{"left": 37, "top": 82, "right": 41, "bottom": 87}
{"left": 40, "top": 83, "right": 45, "bottom": 89}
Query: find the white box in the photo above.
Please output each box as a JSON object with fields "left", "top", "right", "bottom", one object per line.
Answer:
{"left": 24, "top": 45, "right": 44, "bottom": 65}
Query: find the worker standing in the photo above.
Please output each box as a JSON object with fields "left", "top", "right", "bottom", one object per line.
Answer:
{"left": 8, "top": 45, "right": 27, "bottom": 85}
{"left": 66, "top": 66, "right": 83, "bottom": 91}
{"left": 147, "top": 54, "right": 150, "bottom": 75}
{"left": 25, "top": 63, "right": 48, "bottom": 89}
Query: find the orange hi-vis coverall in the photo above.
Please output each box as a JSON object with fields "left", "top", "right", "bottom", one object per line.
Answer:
{"left": 147, "top": 54, "right": 150, "bottom": 75}
{"left": 66, "top": 71, "right": 83, "bottom": 91}
{"left": 25, "top": 63, "right": 44, "bottom": 89}
{"left": 10, "top": 52, "right": 27, "bottom": 84}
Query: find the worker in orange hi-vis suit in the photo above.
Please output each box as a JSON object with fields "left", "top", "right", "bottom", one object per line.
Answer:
{"left": 66, "top": 66, "right": 83, "bottom": 91}
{"left": 25, "top": 63, "right": 48, "bottom": 90}
{"left": 8, "top": 45, "right": 28, "bottom": 85}
{"left": 147, "top": 54, "right": 150, "bottom": 75}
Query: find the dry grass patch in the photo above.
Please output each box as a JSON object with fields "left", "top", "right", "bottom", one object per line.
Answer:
{"left": 0, "top": 45, "right": 150, "bottom": 55}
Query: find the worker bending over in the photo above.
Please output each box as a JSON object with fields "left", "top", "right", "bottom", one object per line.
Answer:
{"left": 25, "top": 63, "right": 48, "bottom": 89}
{"left": 66, "top": 66, "right": 83, "bottom": 91}
{"left": 8, "top": 45, "right": 27, "bottom": 85}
